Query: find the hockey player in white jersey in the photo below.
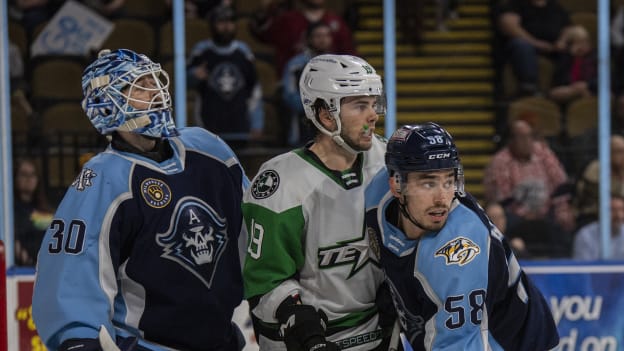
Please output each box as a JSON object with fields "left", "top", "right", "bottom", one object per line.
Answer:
{"left": 242, "top": 54, "right": 395, "bottom": 350}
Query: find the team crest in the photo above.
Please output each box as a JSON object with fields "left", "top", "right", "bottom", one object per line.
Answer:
{"left": 251, "top": 170, "right": 280, "bottom": 199}
{"left": 71, "top": 168, "right": 97, "bottom": 191}
{"left": 156, "top": 197, "right": 228, "bottom": 288}
{"left": 435, "top": 237, "right": 480, "bottom": 266}
{"left": 141, "top": 178, "right": 172, "bottom": 208}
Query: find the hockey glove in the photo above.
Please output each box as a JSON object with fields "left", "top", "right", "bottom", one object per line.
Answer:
{"left": 276, "top": 296, "right": 339, "bottom": 351}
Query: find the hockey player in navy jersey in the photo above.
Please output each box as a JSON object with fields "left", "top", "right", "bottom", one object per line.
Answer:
{"left": 32, "top": 48, "right": 250, "bottom": 351}
{"left": 364, "top": 123, "right": 560, "bottom": 351}
{"left": 242, "top": 54, "right": 395, "bottom": 351}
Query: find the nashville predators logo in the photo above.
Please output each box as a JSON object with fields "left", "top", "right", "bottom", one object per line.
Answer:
{"left": 435, "top": 237, "right": 480, "bottom": 266}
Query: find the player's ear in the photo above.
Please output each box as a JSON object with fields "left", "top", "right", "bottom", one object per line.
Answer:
{"left": 389, "top": 174, "right": 401, "bottom": 198}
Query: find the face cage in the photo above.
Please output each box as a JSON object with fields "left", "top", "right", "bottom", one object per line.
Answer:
{"left": 107, "top": 64, "right": 172, "bottom": 117}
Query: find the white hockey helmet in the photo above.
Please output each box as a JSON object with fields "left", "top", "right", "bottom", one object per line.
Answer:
{"left": 299, "top": 54, "right": 385, "bottom": 152}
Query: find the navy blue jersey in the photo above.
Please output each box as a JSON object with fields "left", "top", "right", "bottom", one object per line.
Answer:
{"left": 364, "top": 168, "right": 559, "bottom": 351}
{"left": 187, "top": 40, "right": 262, "bottom": 134}
{"left": 33, "top": 127, "right": 249, "bottom": 351}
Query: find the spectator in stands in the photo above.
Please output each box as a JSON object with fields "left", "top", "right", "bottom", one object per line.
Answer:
{"left": 573, "top": 194, "right": 624, "bottom": 260}
{"left": 484, "top": 118, "right": 568, "bottom": 206}
{"left": 10, "top": 39, "right": 34, "bottom": 120}
{"left": 187, "top": 5, "right": 264, "bottom": 150}
{"left": 397, "top": 0, "right": 424, "bottom": 46}
{"left": 435, "top": 0, "right": 460, "bottom": 32}
{"left": 549, "top": 25, "right": 597, "bottom": 104}
{"left": 249, "top": 0, "right": 356, "bottom": 75}
{"left": 575, "top": 134, "right": 624, "bottom": 228}
{"left": 281, "top": 21, "right": 333, "bottom": 146}
{"left": 497, "top": 0, "right": 573, "bottom": 96}
{"left": 503, "top": 179, "right": 572, "bottom": 258}
{"left": 13, "top": 157, "right": 53, "bottom": 266}
{"left": 8, "top": 0, "right": 60, "bottom": 38}
{"left": 611, "top": 2, "right": 624, "bottom": 95}
{"left": 484, "top": 201, "right": 531, "bottom": 257}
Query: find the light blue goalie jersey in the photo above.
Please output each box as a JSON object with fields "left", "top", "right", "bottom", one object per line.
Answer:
{"left": 32, "top": 127, "right": 249, "bottom": 351}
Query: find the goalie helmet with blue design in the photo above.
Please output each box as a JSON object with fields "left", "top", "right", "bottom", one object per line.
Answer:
{"left": 81, "top": 48, "right": 178, "bottom": 138}
{"left": 386, "top": 122, "right": 464, "bottom": 195}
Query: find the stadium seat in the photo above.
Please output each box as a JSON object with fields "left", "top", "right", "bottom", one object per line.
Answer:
{"left": 255, "top": 59, "right": 279, "bottom": 99}
{"left": 566, "top": 96, "right": 598, "bottom": 138}
{"left": 508, "top": 96, "right": 562, "bottom": 138}
{"left": 502, "top": 57, "right": 554, "bottom": 98}
{"left": 30, "top": 56, "right": 86, "bottom": 108}
{"left": 160, "top": 19, "right": 211, "bottom": 60}
{"left": 570, "top": 12, "right": 597, "bottom": 42}
{"left": 559, "top": 0, "right": 596, "bottom": 13}
{"left": 122, "top": 0, "right": 167, "bottom": 20}
{"left": 9, "top": 20, "right": 28, "bottom": 57}
{"left": 102, "top": 18, "right": 156, "bottom": 57}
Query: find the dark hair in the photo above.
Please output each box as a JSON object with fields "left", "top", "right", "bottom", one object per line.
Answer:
{"left": 209, "top": 5, "right": 237, "bottom": 23}
{"left": 13, "top": 157, "right": 52, "bottom": 212}
{"left": 305, "top": 21, "right": 331, "bottom": 42}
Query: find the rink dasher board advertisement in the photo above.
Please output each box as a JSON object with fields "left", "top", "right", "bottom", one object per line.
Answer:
{"left": 523, "top": 260, "right": 624, "bottom": 351}
{"left": 6, "top": 262, "right": 624, "bottom": 351}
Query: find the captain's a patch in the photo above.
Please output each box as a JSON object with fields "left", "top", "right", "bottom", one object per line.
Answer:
{"left": 435, "top": 237, "right": 480, "bottom": 266}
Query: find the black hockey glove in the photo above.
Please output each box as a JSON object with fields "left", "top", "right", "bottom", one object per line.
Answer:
{"left": 276, "top": 297, "right": 339, "bottom": 351}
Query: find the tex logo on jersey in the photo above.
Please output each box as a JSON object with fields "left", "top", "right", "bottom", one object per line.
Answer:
{"left": 318, "top": 236, "right": 378, "bottom": 278}
{"left": 156, "top": 196, "right": 228, "bottom": 288}
{"left": 435, "top": 237, "right": 480, "bottom": 266}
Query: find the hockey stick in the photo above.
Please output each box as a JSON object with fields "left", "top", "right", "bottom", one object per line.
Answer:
{"left": 99, "top": 326, "right": 138, "bottom": 351}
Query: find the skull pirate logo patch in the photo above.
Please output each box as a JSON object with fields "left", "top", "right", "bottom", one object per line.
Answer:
{"left": 156, "top": 196, "right": 228, "bottom": 288}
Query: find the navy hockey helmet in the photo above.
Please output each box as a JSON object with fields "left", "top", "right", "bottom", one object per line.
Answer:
{"left": 81, "top": 48, "right": 177, "bottom": 138}
{"left": 386, "top": 123, "right": 460, "bottom": 173}
{"left": 386, "top": 123, "right": 464, "bottom": 193}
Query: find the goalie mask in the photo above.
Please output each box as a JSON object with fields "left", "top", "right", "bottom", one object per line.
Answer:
{"left": 81, "top": 49, "right": 178, "bottom": 138}
{"left": 386, "top": 123, "right": 464, "bottom": 196}
{"left": 299, "top": 54, "right": 385, "bottom": 153}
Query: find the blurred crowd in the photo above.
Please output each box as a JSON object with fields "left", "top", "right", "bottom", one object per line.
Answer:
{"left": 7, "top": 0, "right": 624, "bottom": 266}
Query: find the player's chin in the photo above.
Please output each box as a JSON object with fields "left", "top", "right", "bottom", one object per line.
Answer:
{"left": 356, "top": 137, "right": 374, "bottom": 150}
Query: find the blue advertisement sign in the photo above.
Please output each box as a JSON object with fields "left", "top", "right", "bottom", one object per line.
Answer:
{"left": 524, "top": 261, "right": 624, "bottom": 351}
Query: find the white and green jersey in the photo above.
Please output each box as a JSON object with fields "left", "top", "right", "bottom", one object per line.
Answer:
{"left": 243, "top": 136, "right": 387, "bottom": 350}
